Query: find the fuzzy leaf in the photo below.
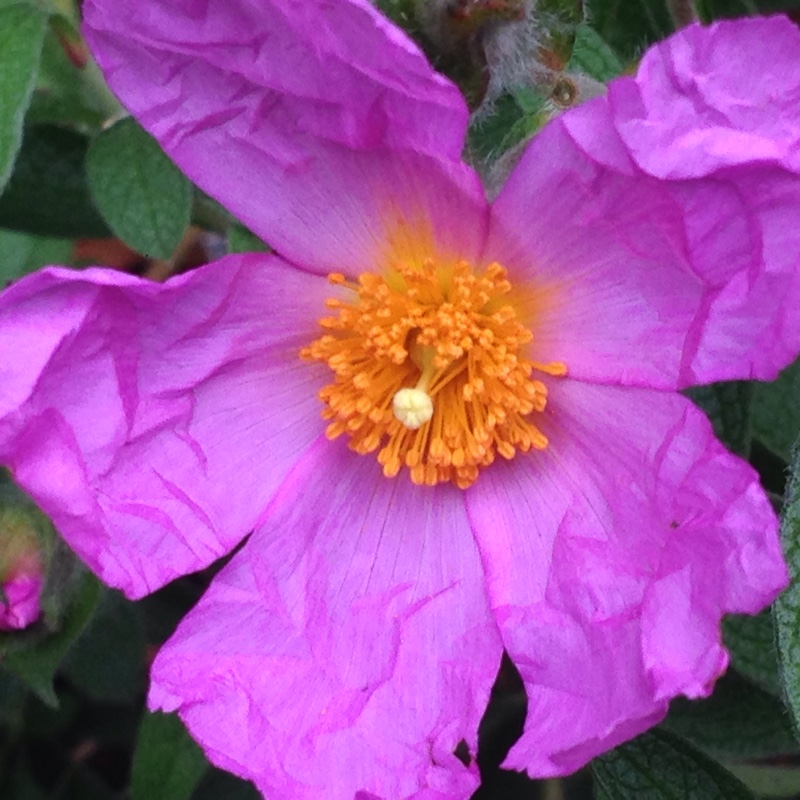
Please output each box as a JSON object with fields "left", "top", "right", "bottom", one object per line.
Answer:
{"left": 592, "top": 728, "right": 755, "bottom": 799}
{"left": 567, "top": 23, "right": 623, "bottom": 81}
{"left": 727, "top": 763, "right": 800, "bottom": 799}
{"left": 752, "top": 358, "right": 800, "bottom": 462}
{"left": 723, "top": 609, "right": 782, "bottom": 697}
{"left": 468, "top": 90, "right": 546, "bottom": 162}
{"left": 87, "top": 117, "right": 191, "bottom": 259}
{"left": 0, "top": 124, "right": 109, "bottom": 238}
{"left": 131, "top": 712, "right": 208, "bottom": 800}
{"left": 775, "top": 442, "right": 800, "bottom": 735}
{"left": 0, "top": 2, "right": 48, "bottom": 193}
{"left": 662, "top": 671, "right": 798, "bottom": 759}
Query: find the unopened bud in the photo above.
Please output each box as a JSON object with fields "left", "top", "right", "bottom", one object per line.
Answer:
{"left": 0, "top": 509, "right": 44, "bottom": 631}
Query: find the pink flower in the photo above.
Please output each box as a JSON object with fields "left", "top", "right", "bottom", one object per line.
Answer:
{"left": 0, "top": 2, "right": 799, "bottom": 797}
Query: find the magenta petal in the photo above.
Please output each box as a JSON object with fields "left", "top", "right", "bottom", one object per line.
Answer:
{"left": 0, "top": 256, "right": 331, "bottom": 598}
{"left": 610, "top": 16, "right": 800, "bottom": 179}
{"left": 149, "top": 437, "right": 501, "bottom": 799}
{"left": 465, "top": 379, "right": 785, "bottom": 776}
{"left": 490, "top": 17, "right": 800, "bottom": 389}
{"left": 83, "top": 0, "right": 482, "bottom": 273}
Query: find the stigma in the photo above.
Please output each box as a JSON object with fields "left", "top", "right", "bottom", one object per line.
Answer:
{"left": 300, "top": 259, "right": 566, "bottom": 489}
{"left": 392, "top": 387, "right": 434, "bottom": 430}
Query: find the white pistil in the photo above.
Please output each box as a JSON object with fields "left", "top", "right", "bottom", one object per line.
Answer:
{"left": 392, "top": 387, "right": 434, "bottom": 430}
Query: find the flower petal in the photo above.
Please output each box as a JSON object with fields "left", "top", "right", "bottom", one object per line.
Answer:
{"left": 489, "top": 17, "right": 800, "bottom": 389}
{"left": 149, "top": 436, "right": 501, "bottom": 799}
{"left": 83, "top": 0, "right": 484, "bottom": 273}
{"left": 610, "top": 16, "right": 800, "bottom": 179}
{"left": 0, "top": 255, "right": 331, "bottom": 598}
{"left": 465, "top": 379, "right": 786, "bottom": 776}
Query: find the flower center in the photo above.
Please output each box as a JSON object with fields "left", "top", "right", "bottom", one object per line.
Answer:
{"left": 301, "top": 259, "right": 566, "bottom": 489}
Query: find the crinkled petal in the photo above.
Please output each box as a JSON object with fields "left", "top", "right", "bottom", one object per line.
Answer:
{"left": 150, "top": 437, "right": 501, "bottom": 799}
{"left": 0, "top": 256, "right": 331, "bottom": 598}
{"left": 609, "top": 16, "right": 800, "bottom": 178}
{"left": 489, "top": 18, "right": 800, "bottom": 389}
{"left": 465, "top": 379, "right": 786, "bottom": 776}
{"left": 83, "top": 0, "right": 484, "bottom": 273}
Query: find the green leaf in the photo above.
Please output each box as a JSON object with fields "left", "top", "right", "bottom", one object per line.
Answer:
{"left": 685, "top": 380, "right": 753, "bottom": 456}
{"left": 1, "top": 571, "right": 101, "bottom": 707}
{"left": 3, "top": 758, "right": 48, "bottom": 800}
{"left": 0, "top": 667, "right": 27, "bottom": 729}
{"left": 26, "top": 24, "right": 106, "bottom": 130}
{"left": 0, "top": 123, "right": 109, "bottom": 237}
{"left": 60, "top": 764, "right": 118, "bottom": 800}
{"left": 591, "top": 728, "right": 755, "bottom": 799}
{"left": 588, "top": 0, "right": 672, "bottom": 59}
{"left": 87, "top": 117, "right": 192, "bottom": 259}
{"left": 536, "top": 0, "right": 586, "bottom": 61}
{"left": 131, "top": 712, "right": 209, "bottom": 800}
{"left": 0, "top": 3, "right": 48, "bottom": 194}
{"left": 63, "top": 588, "right": 146, "bottom": 704}
{"left": 227, "top": 223, "right": 270, "bottom": 255}
{"left": 191, "top": 770, "right": 260, "bottom": 800}
{"left": 727, "top": 763, "right": 800, "bottom": 799}
{"left": 752, "top": 358, "right": 800, "bottom": 462}
{"left": 567, "top": 23, "right": 623, "bottom": 82}
{"left": 0, "top": 228, "right": 71, "bottom": 283}
{"left": 694, "top": 0, "right": 765, "bottom": 22}
{"left": 775, "top": 442, "right": 800, "bottom": 735}
{"left": 468, "top": 91, "right": 546, "bottom": 163}
{"left": 722, "top": 609, "right": 782, "bottom": 697}
{"left": 662, "top": 671, "right": 798, "bottom": 759}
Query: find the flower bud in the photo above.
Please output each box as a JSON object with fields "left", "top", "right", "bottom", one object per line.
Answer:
{"left": 0, "top": 509, "right": 44, "bottom": 631}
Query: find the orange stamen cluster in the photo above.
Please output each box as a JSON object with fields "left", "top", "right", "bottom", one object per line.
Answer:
{"left": 300, "top": 258, "right": 566, "bottom": 489}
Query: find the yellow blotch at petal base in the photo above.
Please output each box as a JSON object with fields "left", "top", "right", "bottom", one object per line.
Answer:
{"left": 300, "top": 259, "right": 566, "bottom": 489}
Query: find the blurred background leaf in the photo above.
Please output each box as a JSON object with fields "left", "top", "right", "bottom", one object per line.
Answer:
{"left": 62, "top": 589, "right": 146, "bottom": 705}
{"left": 0, "top": 228, "right": 72, "bottom": 283}
{"left": 130, "top": 712, "right": 208, "bottom": 800}
{"left": 1, "top": 571, "right": 101, "bottom": 707}
{"left": 0, "top": 2, "right": 48, "bottom": 193}
{"left": 0, "top": 123, "right": 109, "bottom": 238}
{"left": 27, "top": 18, "right": 109, "bottom": 130}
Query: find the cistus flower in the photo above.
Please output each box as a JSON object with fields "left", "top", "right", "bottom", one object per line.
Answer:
{"left": 0, "top": 0, "right": 799, "bottom": 796}
{"left": 0, "top": 510, "right": 43, "bottom": 631}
